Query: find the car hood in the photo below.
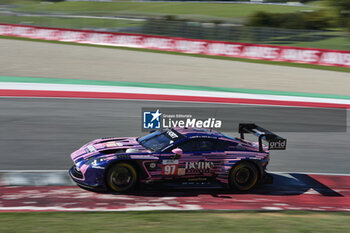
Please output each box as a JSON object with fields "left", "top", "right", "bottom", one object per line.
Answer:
{"left": 70, "top": 137, "right": 149, "bottom": 163}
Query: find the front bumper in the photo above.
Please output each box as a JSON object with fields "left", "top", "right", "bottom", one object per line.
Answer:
{"left": 69, "top": 165, "right": 106, "bottom": 191}
{"left": 70, "top": 165, "right": 83, "bottom": 179}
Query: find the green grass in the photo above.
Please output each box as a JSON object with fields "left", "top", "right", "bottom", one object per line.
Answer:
{"left": 1, "top": 35, "right": 349, "bottom": 73}
{"left": 12, "top": 1, "right": 314, "bottom": 19}
{"left": 0, "top": 211, "right": 349, "bottom": 233}
{"left": 0, "top": 15, "right": 142, "bottom": 30}
{"left": 283, "top": 35, "right": 350, "bottom": 51}
{"left": 252, "top": 30, "right": 350, "bottom": 51}
{"left": 306, "top": 0, "right": 325, "bottom": 7}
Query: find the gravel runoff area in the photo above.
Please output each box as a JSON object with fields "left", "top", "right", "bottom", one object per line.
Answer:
{"left": 0, "top": 38, "right": 349, "bottom": 96}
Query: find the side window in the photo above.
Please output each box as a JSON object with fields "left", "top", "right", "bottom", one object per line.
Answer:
{"left": 196, "top": 139, "right": 217, "bottom": 152}
{"left": 178, "top": 139, "right": 217, "bottom": 152}
{"left": 177, "top": 139, "right": 197, "bottom": 152}
{"left": 217, "top": 140, "right": 237, "bottom": 151}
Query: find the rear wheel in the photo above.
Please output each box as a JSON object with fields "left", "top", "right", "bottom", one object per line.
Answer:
{"left": 107, "top": 163, "right": 137, "bottom": 193}
{"left": 229, "top": 162, "right": 258, "bottom": 191}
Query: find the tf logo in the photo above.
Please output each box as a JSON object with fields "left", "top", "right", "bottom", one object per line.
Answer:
{"left": 143, "top": 109, "right": 162, "bottom": 129}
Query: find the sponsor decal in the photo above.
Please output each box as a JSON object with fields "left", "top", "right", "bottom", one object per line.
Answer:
{"left": 105, "top": 142, "right": 122, "bottom": 147}
{"left": 112, "top": 35, "right": 141, "bottom": 46}
{"left": 269, "top": 140, "right": 287, "bottom": 150}
{"left": 178, "top": 168, "right": 186, "bottom": 176}
{"left": 87, "top": 145, "right": 96, "bottom": 152}
{"left": 166, "top": 130, "right": 178, "bottom": 139}
{"left": 185, "top": 161, "right": 214, "bottom": 173}
{"left": 162, "top": 160, "right": 179, "bottom": 165}
{"left": 320, "top": 52, "right": 350, "bottom": 66}
{"left": 174, "top": 40, "right": 207, "bottom": 53}
{"left": 206, "top": 43, "right": 242, "bottom": 56}
{"left": 144, "top": 37, "right": 173, "bottom": 50}
{"left": 280, "top": 49, "right": 319, "bottom": 63}
{"left": 145, "top": 162, "right": 158, "bottom": 171}
{"left": 242, "top": 46, "right": 279, "bottom": 59}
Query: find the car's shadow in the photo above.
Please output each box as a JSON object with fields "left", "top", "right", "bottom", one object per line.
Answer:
{"left": 83, "top": 173, "right": 343, "bottom": 197}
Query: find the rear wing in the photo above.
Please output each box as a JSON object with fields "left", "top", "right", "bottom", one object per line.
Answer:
{"left": 239, "top": 123, "right": 287, "bottom": 152}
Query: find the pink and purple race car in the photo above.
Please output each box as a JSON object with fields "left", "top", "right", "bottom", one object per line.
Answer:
{"left": 69, "top": 124, "right": 286, "bottom": 192}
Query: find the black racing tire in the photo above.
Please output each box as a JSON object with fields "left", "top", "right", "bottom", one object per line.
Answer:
{"left": 107, "top": 163, "right": 138, "bottom": 193}
{"left": 229, "top": 161, "right": 258, "bottom": 191}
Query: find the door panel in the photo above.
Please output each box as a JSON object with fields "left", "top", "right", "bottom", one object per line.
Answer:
{"left": 160, "top": 138, "right": 218, "bottom": 178}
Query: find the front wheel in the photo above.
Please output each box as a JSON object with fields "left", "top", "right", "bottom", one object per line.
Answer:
{"left": 107, "top": 163, "right": 137, "bottom": 193}
{"left": 229, "top": 162, "right": 258, "bottom": 191}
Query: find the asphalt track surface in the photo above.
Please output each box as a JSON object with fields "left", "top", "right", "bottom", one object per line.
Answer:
{"left": 1, "top": 39, "right": 349, "bottom": 95}
{"left": 0, "top": 97, "right": 349, "bottom": 173}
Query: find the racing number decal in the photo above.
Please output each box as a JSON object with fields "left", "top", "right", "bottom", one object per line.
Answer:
{"left": 162, "top": 160, "right": 179, "bottom": 176}
{"left": 162, "top": 164, "right": 178, "bottom": 176}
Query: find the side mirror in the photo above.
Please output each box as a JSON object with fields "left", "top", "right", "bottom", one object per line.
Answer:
{"left": 171, "top": 148, "right": 183, "bottom": 159}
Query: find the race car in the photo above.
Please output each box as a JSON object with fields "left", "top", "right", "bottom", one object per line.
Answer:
{"left": 69, "top": 124, "right": 286, "bottom": 192}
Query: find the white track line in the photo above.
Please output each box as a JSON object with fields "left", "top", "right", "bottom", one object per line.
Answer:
{"left": 2, "top": 82, "right": 350, "bottom": 105}
{"left": 0, "top": 96, "right": 307, "bottom": 107}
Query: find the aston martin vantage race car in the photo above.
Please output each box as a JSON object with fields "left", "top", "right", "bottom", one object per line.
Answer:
{"left": 69, "top": 124, "right": 286, "bottom": 192}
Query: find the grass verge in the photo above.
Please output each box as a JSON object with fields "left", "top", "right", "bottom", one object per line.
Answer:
{"left": 0, "top": 15, "right": 142, "bottom": 30}
{"left": 1, "top": 35, "right": 349, "bottom": 73}
{"left": 12, "top": 1, "right": 314, "bottom": 19}
{"left": 0, "top": 211, "right": 349, "bottom": 233}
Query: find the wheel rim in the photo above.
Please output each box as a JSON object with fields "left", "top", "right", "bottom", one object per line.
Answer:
{"left": 235, "top": 167, "right": 251, "bottom": 185}
{"left": 111, "top": 167, "right": 133, "bottom": 188}
{"left": 230, "top": 163, "right": 258, "bottom": 191}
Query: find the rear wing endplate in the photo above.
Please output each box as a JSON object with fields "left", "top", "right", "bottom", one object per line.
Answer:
{"left": 239, "top": 123, "right": 287, "bottom": 152}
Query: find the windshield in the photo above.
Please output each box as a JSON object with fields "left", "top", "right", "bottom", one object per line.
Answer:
{"left": 137, "top": 129, "right": 182, "bottom": 152}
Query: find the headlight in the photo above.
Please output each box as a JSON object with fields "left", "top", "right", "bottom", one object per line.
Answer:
{"left": 87, "top": 157, "right": 105, "bottom": 166}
